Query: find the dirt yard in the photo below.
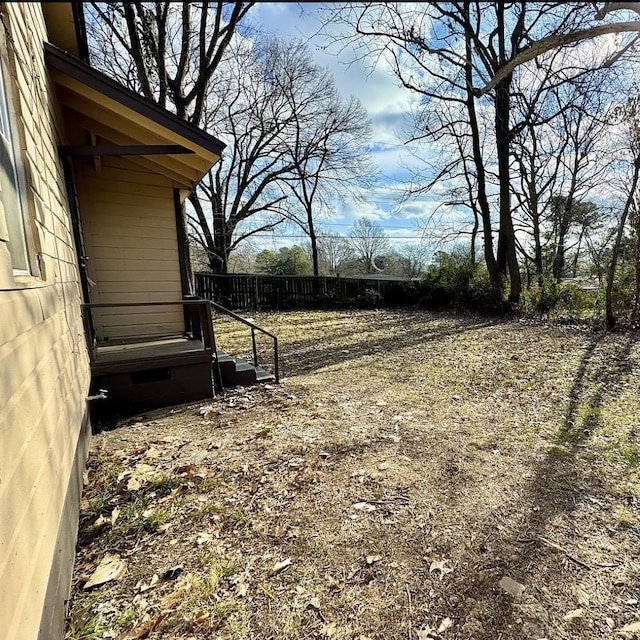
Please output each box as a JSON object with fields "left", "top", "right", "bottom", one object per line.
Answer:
{"left": 66, "top": 309, "right": 640, "bottom": 640}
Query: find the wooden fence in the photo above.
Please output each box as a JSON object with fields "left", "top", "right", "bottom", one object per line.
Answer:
{"left": 194, "top": 273, "right": 416, "bottom": 310}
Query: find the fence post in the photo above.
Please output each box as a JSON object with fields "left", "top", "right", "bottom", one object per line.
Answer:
{"left": 254, "top": 275, "right": 259, "bottom": 310}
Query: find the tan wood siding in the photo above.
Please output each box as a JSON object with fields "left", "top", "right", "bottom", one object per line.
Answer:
{"left": 75, "top": 156, "right": 184, "bottom": 339}
{"left": 0, "top": 5, "right": 91, "bottom": 639}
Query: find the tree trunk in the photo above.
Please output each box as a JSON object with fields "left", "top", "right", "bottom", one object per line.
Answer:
{"left": 634, "top": 211, "right": 640, "bottom": 319}
{"left": 552, "top": 210, "right": 571, "bottom": 280}
{"left": 527, "top": 156, "right": 544, "bottom": 286}
{"left": 495, "top": 76, "right": 521, "bottom": 302}
{"left": 470, "top": 209, "right": 478, "bottom": 264}
{"left": 464, "top": 8, "right": 501, "bottom": 294}
{"left": 307, "top": 206, "right": 320, "bottom": 277}
{"left": 571, "top": 227, "right": 585, "bottom": 277}
{"left": 211, "top": 210, "right": 230, "bottom": 274}
{"left": 533, "top": 211, "right": 544, "bottom": 287}
{"left": 606, "top": 161, "right": 640, "bottom": 329}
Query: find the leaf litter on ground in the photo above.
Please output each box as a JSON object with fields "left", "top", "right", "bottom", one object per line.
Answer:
{"left": 67, "top": 310, "right": 640, "bottom": 640}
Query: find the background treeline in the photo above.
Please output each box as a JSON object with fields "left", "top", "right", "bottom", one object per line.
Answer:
{"left": 85, "top": 3, "right": 640, "bottom": 327}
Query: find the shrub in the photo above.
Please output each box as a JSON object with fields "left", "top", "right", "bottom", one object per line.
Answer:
{"left": 520, "top": 276, "right": 597, "bottom": 319}
{"left": 520, "top": 276, "right": 558, "bottom": 316}
{"left": 417, "top": 250, "right": 505, "bottom": 314}
{"left": 356, "top": 288, "right": 383, "bottom": 308}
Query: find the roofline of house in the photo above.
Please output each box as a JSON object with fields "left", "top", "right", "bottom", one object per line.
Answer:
{"left": 44, "top": 42, "right": 226, "bottom": 158}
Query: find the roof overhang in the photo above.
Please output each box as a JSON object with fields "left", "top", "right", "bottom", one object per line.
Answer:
{"left": 42, "top": 3, "right": 87, "bottom": 60}
{"left": 45, "top": 43, "right": 224, "bottom": 190}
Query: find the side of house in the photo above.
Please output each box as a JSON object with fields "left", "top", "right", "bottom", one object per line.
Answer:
{"left": 0, "top": 3, "right": 90, "bottom": 639}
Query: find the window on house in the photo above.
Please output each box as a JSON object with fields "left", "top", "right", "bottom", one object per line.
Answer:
{"left": 0, "top": 61, "right": 29, "bottom": 273}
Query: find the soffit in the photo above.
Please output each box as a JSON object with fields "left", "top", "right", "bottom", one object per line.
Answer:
{"left": 45, "top": 43, "right": 223, "bottom": 190}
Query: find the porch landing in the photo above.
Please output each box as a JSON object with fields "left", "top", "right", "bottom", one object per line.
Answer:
{"left": 95, "top": 336, "right": 206, "bottom": 364}
{"left": 90, "top": 335, "right": 214, "bottom": 419}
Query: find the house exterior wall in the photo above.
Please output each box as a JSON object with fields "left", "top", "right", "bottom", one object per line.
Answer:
{"left": 0, "top": 4, "right": 90, "bottom": 640}
{"left": 74, "top": 156, "right": 184, "bottom": 339}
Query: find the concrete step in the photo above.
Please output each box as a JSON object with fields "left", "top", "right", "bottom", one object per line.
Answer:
{"left": 214, "top": 350, "right": 275, "bottom": 388}
{"left": 255, "top": 366, "right": 275, "bottom": 383}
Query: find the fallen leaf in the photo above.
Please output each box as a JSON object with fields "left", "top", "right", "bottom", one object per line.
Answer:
{"left": 499, "top": 576, "right": 525, "bottom": 597}
{"left": 84, "top": 554, "right": 127, "bottom": 589}
{"left": 186, "top": 609, "right": 210, "bottom": 625}
{"left": 574, "top": 586, "right": 590, "bottom": 606}
{"left": 117, "top": 613, "right": 166, "bottom": 640}
{"left": 199, "top": 404, "right": 215, "bottom": 417}
{"left": 378, "top": 462, "right": 390, "bottom": 470}
{"left": 416, "top": 628, "right": 436, "bottom": 639}
{"left": 438, "top": 617, "right": 454, "bottom": 633}
{"left": 271, "top": 558, "right": 292, "bottom": 575}
{"left": 139, "top": 574, "right": 159, "bottom": 592}
{"left": 366, "top": 555, "right": 382, "bottom": 565}
{"left": 196, "top": 532, "right": 212, "bottom": 545}
{"left": 563, "top": 608, "right": 584, "bottom": 622}
{"left": 352, "top": 502, "right": 377, "bottom": 512}
{"left": 174, "top": 464, "right": 198, "bottom": 477}
{"left": 619, "top": 621, "right": 640, "bottom": 634}
{"left": 429, "top": 559, "right": 454, "bottom": 579}
{"left": 110, "top": 506, "right": 120, "bottom": 526}
{"left": 326, "top": 574, "right": 344, "bottom": 591}
{"left": 308, "top": 596, "right": 321, "bottom": 609}
{"left": 321, "top": 622, "right": 338, "bottom": 636}
{"left": 235, "top": 582, "right": 248, "bottom": 597}
{"left": 127, "top": 477, "right": 142, "bottom": 491}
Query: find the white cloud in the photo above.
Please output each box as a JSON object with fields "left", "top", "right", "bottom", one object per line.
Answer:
{"left": 239, "top": 3, "right": 470, "bottom": 254}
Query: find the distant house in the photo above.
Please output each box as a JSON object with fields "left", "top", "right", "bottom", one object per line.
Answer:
{"left": 0, "top": 3, "right": 224, "bottom": 638}
{"left": 356, "top": 273, "right": 411, "bottom": 281}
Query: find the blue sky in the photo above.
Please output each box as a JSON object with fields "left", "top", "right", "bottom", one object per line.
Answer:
{"left": 237, "top": 2, "right": 451, "bottom": 252}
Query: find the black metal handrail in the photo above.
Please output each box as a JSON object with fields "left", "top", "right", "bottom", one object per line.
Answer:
{"left": 206, "top": 299, "right": 279, "bottom": 383}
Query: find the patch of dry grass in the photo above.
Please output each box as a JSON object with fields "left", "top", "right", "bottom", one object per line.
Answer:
{"left": 68, "top": 310, "right": 640, "bottom": 640}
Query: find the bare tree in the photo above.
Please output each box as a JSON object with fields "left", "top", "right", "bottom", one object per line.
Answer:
{"left": 277, "top": 53, "right": 375, "bottom": 276}
{"left": 227, "top": 242, "right": 258, "bottom": 273}
{"left": 189, "top": 39, "right": 372, "bottom": 273}
{"left": 187, "top": 37, "right": 299, "bottom": 272}
{"left": 326, "top": 3, "right": 637, "bottom": 303}
{"left": 87, "top": 2, "right": 254, "bottom": 125}
{"left": 393, "top": 243, "right": 431, "bottom": 279}
{"left": 348, "top": 218, "right": 390, "bottom": 273}
{"left": 476, "top": 3, "right": 640, "bottom": 96}
{"left": 314, "top": 232, "right": 350, "bottom": 276}
{"left": 606, "top": 96, "right": 640, "bottom": 328}
{"left": 86, "top": 2, "right": 256, "bottom": 281}
{"left": 510, "top": 53, "right": 584, "bottom": 285}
